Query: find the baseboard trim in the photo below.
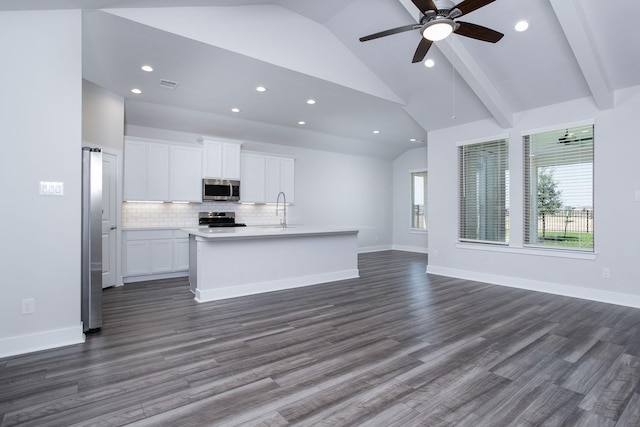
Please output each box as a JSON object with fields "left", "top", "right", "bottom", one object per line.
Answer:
{"left": 391, "top": 244, "right": 428, "bottom": 254}
{"left": 426, "top": 265, "right": 640, "bottom": 309}
{"left": 0, "top": 324, "right": 85, "bottom": 358}
{"left": 358, "top": 245, "right": 393, "bottom": 253}
{"left": 195, "top": 269, "right": 360, "bottom": 302}
{"left": 123, "top": 271, "right": 188, "bottom": 283}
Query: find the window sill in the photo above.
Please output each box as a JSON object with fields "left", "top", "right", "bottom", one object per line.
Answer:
{"left": 410, "top": 228, "right": 428, "bottom": 234}
{"left": 455, "top": 242, "right": 598, "bottom": 260}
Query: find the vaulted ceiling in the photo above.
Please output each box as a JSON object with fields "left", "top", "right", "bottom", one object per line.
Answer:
{"left": 4, "top": 0, "right": 640, "bottom": 159}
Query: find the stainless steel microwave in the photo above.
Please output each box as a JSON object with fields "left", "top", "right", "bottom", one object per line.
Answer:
{"left": 202, "top": 179, "right": 240, "bottom": 201}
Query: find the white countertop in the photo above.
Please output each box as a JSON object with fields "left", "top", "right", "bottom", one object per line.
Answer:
{"left": 182, "top": 225, "right": 359, "bottom": 240}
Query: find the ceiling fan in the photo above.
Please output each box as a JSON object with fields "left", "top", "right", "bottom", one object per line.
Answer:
{"left": 359, "top": 0, "right": 504, "bottom": 63}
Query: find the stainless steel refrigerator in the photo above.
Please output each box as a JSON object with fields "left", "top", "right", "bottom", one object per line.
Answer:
{"left": 81, "top": 147, "right": 102, "bottom": 333}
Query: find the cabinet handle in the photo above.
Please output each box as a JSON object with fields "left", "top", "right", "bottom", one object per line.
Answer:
{"left": 110, "top": 226, "right": 117, "bottom": 230}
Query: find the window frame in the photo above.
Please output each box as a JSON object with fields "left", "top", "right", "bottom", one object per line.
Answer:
{"left": 458, "top": 137, "right": 509, "bottom": 246}
{"left": 522, "top": 122, "right": 595, "bottom": 253}
{"left": 410, "top": 170, "right": 428, "bottom": 231}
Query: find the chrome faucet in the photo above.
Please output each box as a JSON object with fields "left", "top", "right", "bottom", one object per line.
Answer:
{"left": 275, "top": 191, "right": 287, "bottom": 229}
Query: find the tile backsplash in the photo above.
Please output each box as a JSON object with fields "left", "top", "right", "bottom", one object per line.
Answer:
{"left": 122, "top": 202, "right": 291, "bottom": 229}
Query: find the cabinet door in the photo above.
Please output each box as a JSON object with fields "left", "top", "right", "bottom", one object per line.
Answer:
{"left": 240, "top": 153, "right": 266, "bottom": 203}
{"left": 146, "top": 143, "right": 170, "bottom": 201}
{"left": 222, "top": 143, "right": 241, "bottom": 180}
{"left": 123, "top": 140, "right": 146, "bottom": 201}
{"left": 171, "top": 146, "right": 202, "bottom": 202}
{"left": 150, "top": 239, "right": 173, "bottom": 274}
{"left": 124, "top": 240, "right": 149, "bottom": 276}
{"left": 265, "top": 156, "right": 281, "bottom": 203}
{"left": 280, "top": 157, "right": 295, "bottom": 204}
{"left": 203, "top": 140, "right": 223, "bottom": 178}
{"left": 265, "top": 156, "right": 295, "bottom": 203}
{"left": 173, "top": 238, "right": 190, "bottom": 271}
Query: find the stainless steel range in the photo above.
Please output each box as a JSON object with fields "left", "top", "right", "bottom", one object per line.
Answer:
{"left": 198, "top": 211, "right": 246, "bottom": 228}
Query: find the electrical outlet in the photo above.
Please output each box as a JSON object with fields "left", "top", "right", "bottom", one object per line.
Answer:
{"left": 21, "top": 298, "right": 35, "bottom": 314}
{"left": 432, "top": 249, "right": 439, "bottom": 258}
{"left": 602, "top": 268, "right": 611, "bottom": 279}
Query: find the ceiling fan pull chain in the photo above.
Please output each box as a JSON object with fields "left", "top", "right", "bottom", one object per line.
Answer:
{"left": 452, "top": 37, "right": 457, "bottom": 120}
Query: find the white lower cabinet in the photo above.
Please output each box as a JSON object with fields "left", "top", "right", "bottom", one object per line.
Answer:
{"left": 173, "top": 236, "right": 190, "bottom": 271}
{"left": 124, "top": 240, "right": 149, "bottom": 276}
{"left": 123, "top": 229, "right": 189, "bottom": 282}
{"left": 150, "top": 239, "right": 173, "bottom": 274}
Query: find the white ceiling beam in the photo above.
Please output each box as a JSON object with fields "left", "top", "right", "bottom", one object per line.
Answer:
{"left": 549, "top": 0, "right": 614, "bottom": 110}
{"left": 398, "top": 0, "right": 513, "bottom": 128}
{"left": 437, "top": 38, "right": 513, "bottom": 128}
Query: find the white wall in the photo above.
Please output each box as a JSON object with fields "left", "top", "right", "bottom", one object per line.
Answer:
{"left": 0, "top": 10, "right": 84, "bottom": 357}
{"left": 427, "top": 86, "right": 640, "bottom": 307}
{"left": 126, "top": 125, "right": 394, "bottom": 251}
{"left": 82, "top": 79, "right": 124, "bottom": 151}
{"left": 392, "top": 146, "right": 428, "bottom": 253}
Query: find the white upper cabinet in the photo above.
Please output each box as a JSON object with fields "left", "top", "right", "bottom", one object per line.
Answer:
{"left": 223, "top": 142, "right": 241, "bottom": 179}
{"left": 123, "top": 139, "right": 147, "bottom": 201}
{"left": 280, "top": 157, "right": 295, "bottom": 201}
{"left": 265, "top": 156, "right": 295, "bottom": 203}
{"left": 124, "top": 139, "right": 169, "bottom": 201}
{"left": 146, "top": 143, "right": 170, "bottom": 201}
{"left": 170, "top": 145, "right": 202, "bottom": 202}
{"left": 201, "top": 139, "right": 242, "bottom": 180}
{"left": 240, "top": 152, "right": 266, "bottom": 203}
{"left": 124, "top": 137, "right": 201, "bottom": 202}
{"left": 243, "top": 153, "right": 294, "bottom": 204}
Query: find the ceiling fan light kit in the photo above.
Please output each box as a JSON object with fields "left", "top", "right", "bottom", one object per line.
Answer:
{"left": 360, "top": 0, "right": 503, "bottom": 63}
{"left": 421, "top": 19, "right": 456, "bottom": 41}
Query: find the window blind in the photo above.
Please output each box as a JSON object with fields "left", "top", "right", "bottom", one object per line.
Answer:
{"left": 523, "top": 124, "right": 594, "bottom": 251}
{"left": 458, "top": 139, "right": 509, "bottom": 244}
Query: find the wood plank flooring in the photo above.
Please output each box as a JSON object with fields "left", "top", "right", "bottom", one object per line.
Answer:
{"left": 2, "top": 250, "right": 640, "bottom": 426}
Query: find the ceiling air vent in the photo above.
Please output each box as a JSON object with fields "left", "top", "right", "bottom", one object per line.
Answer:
{"left": 159, "top": 79, "right": 179, "bottom": 90}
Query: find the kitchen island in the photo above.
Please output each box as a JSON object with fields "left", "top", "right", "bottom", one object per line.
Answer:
{"left": 183, "top": 226, "right": 360, "bottom": 302}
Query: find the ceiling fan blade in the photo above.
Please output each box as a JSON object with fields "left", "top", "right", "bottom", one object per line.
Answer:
{"left": 452, "top": 0, "right": 496, "bottom": 17}
{"left": 454, "top": 21, "right": 504, "bottom": 43}
{"left": 411, "top": 0, "right": 438, "bottom": 13}
{"left": 359, "top": 24, "right": 419, "bottom": 42}
{"left": 412, "top": 38, "right": 433, "bottom": 63}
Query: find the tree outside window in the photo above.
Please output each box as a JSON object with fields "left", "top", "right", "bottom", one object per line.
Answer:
{"left": 524, "top": 124, "right": 594, "bottom": 250}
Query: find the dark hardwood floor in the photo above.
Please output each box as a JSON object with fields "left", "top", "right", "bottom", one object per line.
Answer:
{"left": 2, "top": 250, "right": 640, "bottom": 426}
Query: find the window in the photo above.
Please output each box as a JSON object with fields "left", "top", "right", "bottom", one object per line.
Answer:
{"left": 524, "top": 124, "right": 594, "bottom": 251}
{"left": 411, "top": 171, "right": 427, "bottom": 230}
{"left": 459, "top": 139, "right": 509, "bottom": 244}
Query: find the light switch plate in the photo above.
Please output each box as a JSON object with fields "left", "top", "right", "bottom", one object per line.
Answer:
{"left": 635, "top": 190, "right": 640, "bottom": 202}
{"left": 39, "top": 181, "right": 64, "bottom": 196}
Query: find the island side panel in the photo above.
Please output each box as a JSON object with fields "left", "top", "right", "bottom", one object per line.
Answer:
{"left": 193, "top": 231, "right": 359, "bottom": 302}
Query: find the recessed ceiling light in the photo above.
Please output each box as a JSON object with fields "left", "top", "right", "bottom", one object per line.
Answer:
{"left": 306, "top": 99, "right": 316, "bottom": 105}
{"left": 141, "top": 65, "right": 153, "bottom": 72}
{"left": 373, "top": 130, "right": 380, "bottom": 134}
{"left": 131, "top": 88, "right": 142, "bottom": 94}
{"left": 410, "top": 138, "right": 417, "bottom": 142}
{"left": 231, "top": 108, "right": 240, "bottom": 113}
{"left": 298, "top": 121, "right": 306, "bottom": 125}
{"left": 515, "top": 20, "right": 529, "bottom": 32}
{"left": 256, "top": 86, "right": 267, "bottom": 92}
{"left": 424, "top": 58, "right": 435, "bottom": 68}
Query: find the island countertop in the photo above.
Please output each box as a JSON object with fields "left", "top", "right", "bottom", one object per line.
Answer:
{"left": 182, "top": 225, "right": 359, "bottom": 241}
